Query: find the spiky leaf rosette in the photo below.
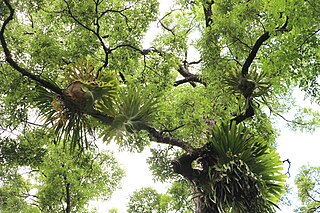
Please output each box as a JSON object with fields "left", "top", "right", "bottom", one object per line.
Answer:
{"left": 100, "top": 85, "right": 158, "bottom": 147}
{"left": 224, "top": 68, "right": 271, "bottom": 99}
{"left": 201, "top": 122, "right": 286, "bottom": 212}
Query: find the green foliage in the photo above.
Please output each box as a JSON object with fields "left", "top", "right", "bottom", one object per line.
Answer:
{"left": 37, "top": 144, "right": 124, "bottom": 212}
{"left": 294, "top": 165, "right": 320, "bottom": 213}
{"left": 0, "top": 130, "right": 124, "bottom": 212}
{"left": 0, "top": 166, "right": 40, "bottom": 213}
{"left": 127, "top": 181, "right": 194, "bottom": 213}
{"left": 2, "top": 0, "right": 320, "bottom": 211}
{"left": 200, "top": 122, "right": 286, "bottom": 212}
{"left": 127, "top": 187, "right": 164, "bottom": 213}
{"left": 100, "top": 85, "right": 158, "bottom": 146}
{"left": 108, "top": 208, "right": 119, "bottom": 213}
{"left": 147, "top": 146, "right": 180, "bottom": 182}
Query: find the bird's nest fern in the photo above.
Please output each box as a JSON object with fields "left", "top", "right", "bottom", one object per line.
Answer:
{"left": 198, "top": 122, "right": 286, "bottom": 212}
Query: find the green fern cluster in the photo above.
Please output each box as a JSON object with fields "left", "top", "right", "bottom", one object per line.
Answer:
{"left": 225, "top": 68, "right": 271, "bottom": 99}
{"left": 100, "top": 85, "right": 158, "bottom": 145}
{"left": 200, "top": 122, "right": 286, "bottom": 212}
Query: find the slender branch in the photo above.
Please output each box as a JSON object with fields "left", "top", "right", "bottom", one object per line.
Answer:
{"left": 157, "top": 8, "right": 180, "bottom": 36}
{"left": 65, "top": 182, "right": 71, "bottom": 213}
{"left": 189, "top": 59, "right": 202, "bottom": 65}
{"left": 0, "top": 0, "right": 63, "bottom": 95}
{"left": 299, "top": 28, "right": 320, "bottom": 49}
{"left": 306, "top": 190, "right": 320, "bottom": 203}
{"left": 63, "top": 0, "right": 110, "bottom": 70}
{"left": 160, "top": 124, "right": 185, "bottom": 134}
{"left": 274, "top": 112, "right": 308, "bottom": 126}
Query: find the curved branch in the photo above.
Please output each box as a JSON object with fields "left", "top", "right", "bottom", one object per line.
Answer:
{"left": 63, "top": 0, "right": 110, "bottom": 71}
{"left": 241, "top": 17, "right": 289, "bottom": 77}
{"left": 0, "top": 0, "right": 63, "bottom": 95}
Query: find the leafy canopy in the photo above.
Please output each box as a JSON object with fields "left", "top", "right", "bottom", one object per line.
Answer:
{"left": 1, "top": 0, "right": 320, "bottom": 212}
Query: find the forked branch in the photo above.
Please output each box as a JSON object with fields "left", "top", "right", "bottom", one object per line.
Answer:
{"left": 0, "top": 0, "right": 63, "bottom": 95}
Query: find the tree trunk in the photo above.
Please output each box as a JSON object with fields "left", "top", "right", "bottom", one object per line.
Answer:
{"left": 192, "top": 185, "right": 219, "bottom": 213}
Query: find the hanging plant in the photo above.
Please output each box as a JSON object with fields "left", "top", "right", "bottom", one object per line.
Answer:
{"left": 224, "top": 68, "right": 272, "bottom": 99}
{"left": 34, "top": 60, "right": 118, "bottom": 150}
{"left": 100, "top": 85, "right": 159, "bottom": 145}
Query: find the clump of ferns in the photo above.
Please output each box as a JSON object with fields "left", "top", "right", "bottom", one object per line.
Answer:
{"left": 224, "top": 67, "right": 272, "bottom": 111}
{"left": 100, "top": 84, "right": 159, "bottom": 149}
{"left": 34, "top": 60, "right": 118, "bottom": 150}
{"left": 197, "top": 122, "right": 286, "bottom": 212}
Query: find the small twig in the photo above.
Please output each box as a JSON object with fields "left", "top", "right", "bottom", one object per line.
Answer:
{"left": 160, "top": 124, "right": 185, "bottom": 134}
{"left": 283, "top": 159, "right": 291, "bottom": 178}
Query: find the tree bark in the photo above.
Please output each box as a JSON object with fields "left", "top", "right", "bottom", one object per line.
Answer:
{"left": 65, "top": 182, "right": 71, "bottom": 213}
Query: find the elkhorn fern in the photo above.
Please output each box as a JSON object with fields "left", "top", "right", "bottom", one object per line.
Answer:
{"left": 34, "top": 60, "right": 118, "bottom": 150}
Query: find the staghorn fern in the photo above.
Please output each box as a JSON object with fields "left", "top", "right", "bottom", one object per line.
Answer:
{"left": 100, "top": 85, "right": 159, "bottom": 146}
{"left": 224, "top": 68, "right": 272, "bottom": 99}
{"left": 34, "top": 60, "right": 118, "bottom": 151}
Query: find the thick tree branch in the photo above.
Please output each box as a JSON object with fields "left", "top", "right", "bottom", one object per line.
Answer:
{"left": 203, "top": 1, "right": 214, "bottom": 27}
{"left": 231, "top": 99, "right": 255, "bottom": 124}
{"left": 172, "top": 142, "right": 217, "bottom": 182}
{"left": 0, "top": 0, "right": 63, "bottom": 95}
{"left": 241, "top": 17, "right": 289, "bottom": 77}
{"left": 241, "top": 32, "right": 270, "bottom": 77}
{"left": 87, "top": 110, "right": 114, "bottom": 126}
{"left": 175, "top": 62, "right": 206, "bottom": 87}
{"left": 143, "top": 125, "right": 194, "bottom": 153}
{"left": 174, "top": 76, "right": 206, "bottom": 87}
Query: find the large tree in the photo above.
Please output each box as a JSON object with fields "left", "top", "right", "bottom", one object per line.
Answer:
{"left": 1, "top": 0, "right": 320, "bottom": 212}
